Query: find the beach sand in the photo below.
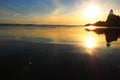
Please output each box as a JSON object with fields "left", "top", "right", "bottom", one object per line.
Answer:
{"left": 0, "top": 40, "right": 120, "bottom": 80}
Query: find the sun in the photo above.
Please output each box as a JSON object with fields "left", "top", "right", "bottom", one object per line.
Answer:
{"left": 85, "top": 5, "right": 100, "bottom": 19}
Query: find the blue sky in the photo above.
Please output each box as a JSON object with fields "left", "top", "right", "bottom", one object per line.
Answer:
{"left": 0, "top": 0, "right": 120, "bottom": 24}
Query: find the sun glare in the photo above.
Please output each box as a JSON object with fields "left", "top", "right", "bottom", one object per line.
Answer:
{"left": 85, "top": 5, "right": 100, "bottom": 19}
{"left": 86, "top": 26, "right": 96, "bottom": 30}
{"left": 85, "top": 37, "right": 96, "bottom": 48}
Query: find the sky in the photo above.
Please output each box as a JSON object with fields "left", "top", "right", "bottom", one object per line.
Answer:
{"left": 0, "top": 0, "right": 120, "bottom": 25}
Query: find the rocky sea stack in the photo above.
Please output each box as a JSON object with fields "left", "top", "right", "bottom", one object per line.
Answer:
{"left": 85, "top": 9, "right": 120, "bottom": 27}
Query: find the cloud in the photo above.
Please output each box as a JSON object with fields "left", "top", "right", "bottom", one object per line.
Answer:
{"left": 10, "top": 13, "right": 19, "bottom": 17}
{"left": 0, "top": 8, "right": 19, "bottom": 17}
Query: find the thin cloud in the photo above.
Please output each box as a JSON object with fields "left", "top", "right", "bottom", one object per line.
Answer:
{"left": 0, "top": 8, "right": 19, "bottom": 17}
{"left": 10, "top": 13, "right": 19, "bottom": 17}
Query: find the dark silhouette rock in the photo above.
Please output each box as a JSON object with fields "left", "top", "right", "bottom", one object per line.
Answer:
{"left": 94, "top": 21, "right": 106, "bottom": 26}
{"left": 85, "top": 9, "right": 120, "bottom": 27}
{"left": 106, "top": 10, "right": 120, "bottom": 26}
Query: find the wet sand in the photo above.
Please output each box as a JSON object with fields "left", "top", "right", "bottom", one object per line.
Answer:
{"left": 0, "top": 40, "right": 120, "bottom": 80}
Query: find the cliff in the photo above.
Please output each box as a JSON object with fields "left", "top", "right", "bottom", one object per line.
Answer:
{"left": 85, "top": 9, "right": 120, "bottom": 27}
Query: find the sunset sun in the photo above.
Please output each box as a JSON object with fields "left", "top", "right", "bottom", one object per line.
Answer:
{"left": 85, "top": 5, "right": 100, "bottom": 19}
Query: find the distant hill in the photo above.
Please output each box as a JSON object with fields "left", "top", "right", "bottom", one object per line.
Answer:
{"left": 85, "top": 9, "right": 120, "bottom": 27}
{"left": 0, "top": 24, "right": 81, "bottom": 27}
